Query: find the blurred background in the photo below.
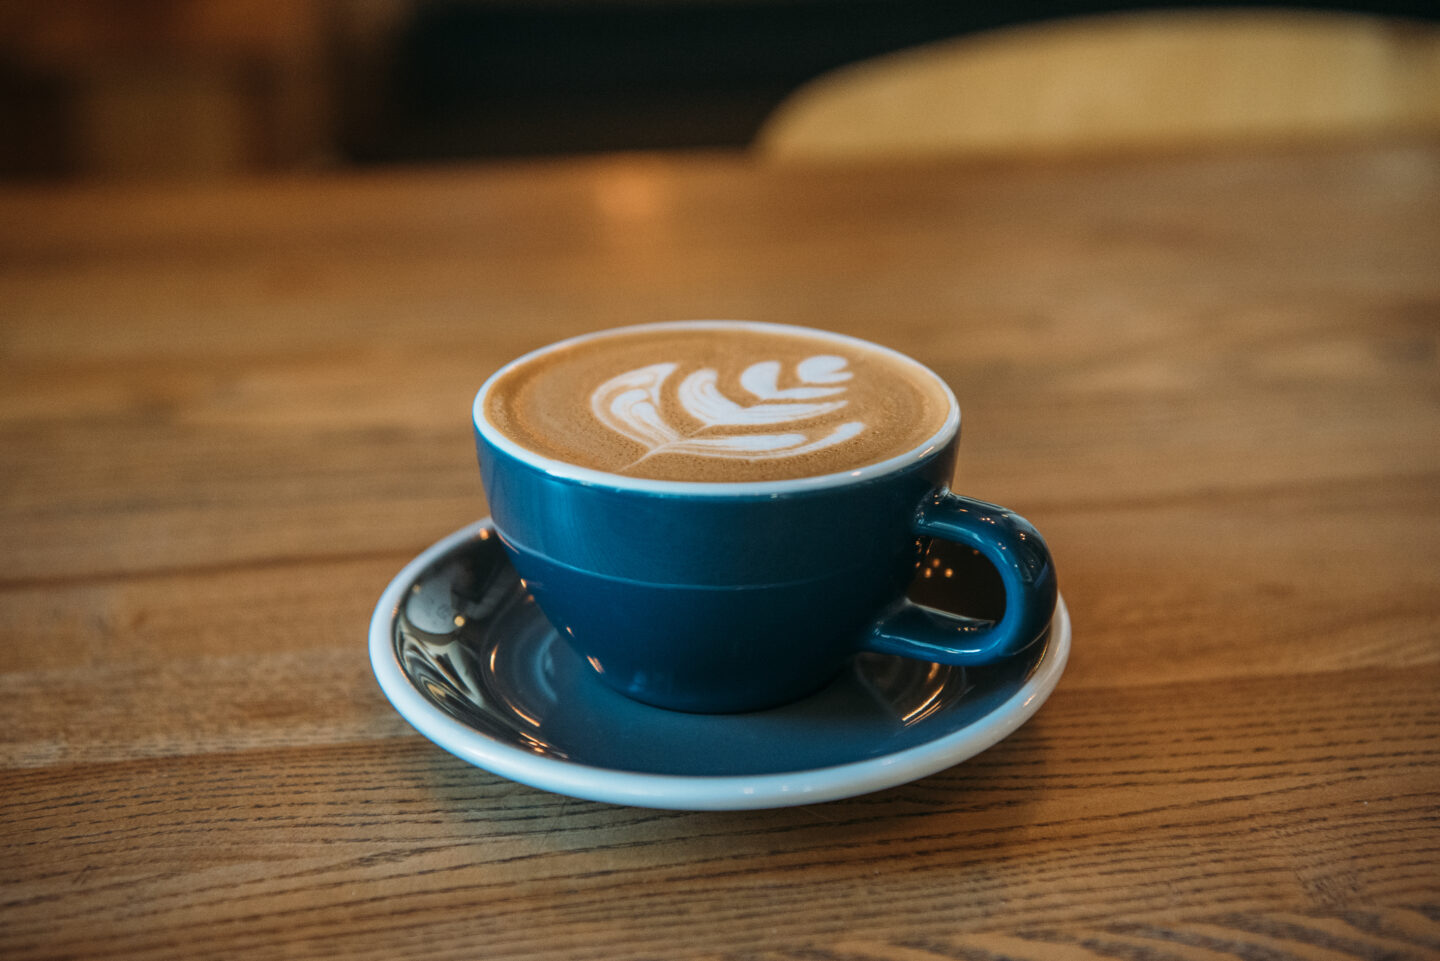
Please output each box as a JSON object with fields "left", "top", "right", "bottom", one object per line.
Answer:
{"left": 1, "top": 0, "right": 1436, "bottom": 181}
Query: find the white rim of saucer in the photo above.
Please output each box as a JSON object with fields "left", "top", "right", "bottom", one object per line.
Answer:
{"left": 369, "top": 520, "right": 1071, "bottom": 811}
{"left": 472, "top": 320, "right": 961, "bottom": 497}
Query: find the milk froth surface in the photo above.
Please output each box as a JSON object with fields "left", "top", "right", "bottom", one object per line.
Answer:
{"left": 484, "top": 324, "right": 952, "bottom": 483}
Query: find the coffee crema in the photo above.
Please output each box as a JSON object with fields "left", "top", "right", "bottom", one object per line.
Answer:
{"left": 482, "top": 323, "right": 953, "bottom": 483}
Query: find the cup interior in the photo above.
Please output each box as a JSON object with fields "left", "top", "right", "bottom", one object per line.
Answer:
{"left": 473, "top": 319, "right": 960, "bottom": 496}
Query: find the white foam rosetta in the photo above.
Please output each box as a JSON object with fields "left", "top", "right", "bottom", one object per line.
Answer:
{"left": 591, "top": 354, "right": 865, "bottom": 463}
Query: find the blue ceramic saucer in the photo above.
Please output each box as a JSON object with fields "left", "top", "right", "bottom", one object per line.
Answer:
{"left": 369, "top": 520, "right": 1070, "bottom": 810}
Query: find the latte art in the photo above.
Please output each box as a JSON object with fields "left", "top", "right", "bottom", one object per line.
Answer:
{"left": 591, "top": 355, "right": 863, "bottom": 467}
{"left": 481, "top": 322, "right": 954, "bottom": 483}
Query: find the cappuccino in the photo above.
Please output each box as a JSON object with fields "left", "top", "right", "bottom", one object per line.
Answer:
{"left": 481, "top": 322, "right": 954, "bottom": 483}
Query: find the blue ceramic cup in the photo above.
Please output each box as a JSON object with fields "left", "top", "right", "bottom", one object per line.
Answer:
{"left": 474, "top": 322, "right": 1057, "bottom": 713}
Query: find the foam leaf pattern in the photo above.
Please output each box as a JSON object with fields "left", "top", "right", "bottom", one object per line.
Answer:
{"left": 678, "top": 370, "right": 847, "bottom": 426}
{"left": 590, "top": 362, "right": 681, "bottom": 450}
{"left": 589, "top": 354, "right": 866, "bottom": 465}
{"left": 739, "top": 356, "right": 851, "bottom": 400}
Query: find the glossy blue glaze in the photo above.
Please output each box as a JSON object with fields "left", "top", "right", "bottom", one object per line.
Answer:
{"left": 475, "top": 423, "right": 1057, "bottom": 713}
{"left": 481, "top": 435, "right": 952, "bottom": 585}
{"left": 381, "top": 521, "right": 1063, "bottom": 784}
{"left": 868, "top": 492, "right": 1058, "bottom": 666}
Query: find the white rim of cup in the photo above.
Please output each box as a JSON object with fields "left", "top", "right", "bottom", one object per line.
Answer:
{"left": 472, "top": 320, "right": 962, "bottom": 497}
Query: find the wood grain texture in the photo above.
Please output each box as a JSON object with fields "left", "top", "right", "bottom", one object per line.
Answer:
{"left": 2, "top": 142, "right": 1438, "bottom": 960}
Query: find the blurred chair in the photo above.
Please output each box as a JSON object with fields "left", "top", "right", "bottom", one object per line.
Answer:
{"left": 0, "top": 0, "right": 341, "bottom": 179}
{"left": 755, "top": 10, "right": 1440, "bottom": 162}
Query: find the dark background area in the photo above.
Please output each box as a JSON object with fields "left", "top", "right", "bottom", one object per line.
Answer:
{"left": 2, "top": 0, "right": 1436, "bottom": 179}
{"left": 357, "top": 0, "right": 1440, "bottom": 162}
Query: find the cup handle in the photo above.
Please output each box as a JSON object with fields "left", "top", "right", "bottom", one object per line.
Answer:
{"left": 863, "top": 490, "right": 1058, "bottom": 665}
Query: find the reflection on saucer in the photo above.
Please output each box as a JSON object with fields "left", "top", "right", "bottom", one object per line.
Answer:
{"left": 371, "top": 519, "right": 1069, "bottom": 809}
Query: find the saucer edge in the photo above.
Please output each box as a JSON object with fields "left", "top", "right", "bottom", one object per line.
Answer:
{"left": 369, "top": 519, "right": 1070, "bottom": 810}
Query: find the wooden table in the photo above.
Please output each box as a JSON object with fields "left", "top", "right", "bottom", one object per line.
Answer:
{"left": 2, "top": 141, "right": 1437, "bottom": 960}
